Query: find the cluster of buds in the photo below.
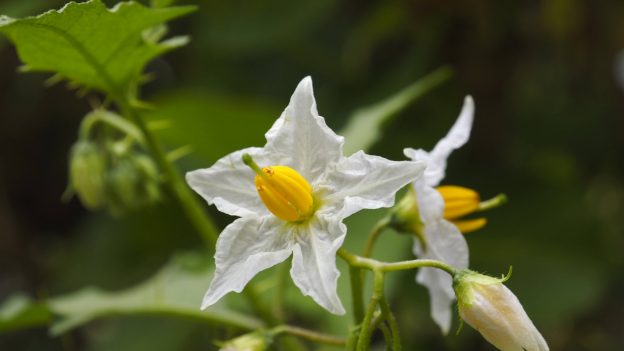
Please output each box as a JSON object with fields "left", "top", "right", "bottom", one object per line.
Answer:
{"left": 67, "top": 110, "right": 161, "bottom": 215}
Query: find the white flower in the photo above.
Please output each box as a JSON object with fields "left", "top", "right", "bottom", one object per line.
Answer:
{"left": 402, "top": 96, "right": 474, "bottom": 333}
{"left": 187, "top": 77, "right": 425, "bottom": 314}
{"left": 453, "top": 270, "right": 549, "bottom": 351}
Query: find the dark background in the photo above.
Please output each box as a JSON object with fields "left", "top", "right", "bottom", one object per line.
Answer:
{"left": 1, "top": 0, "right": 623, "bottom": 350}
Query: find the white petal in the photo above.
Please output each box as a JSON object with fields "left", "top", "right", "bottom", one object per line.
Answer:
{"left": 412, "top": 181, "right": 445, "bottom": 224}
{"left": 265, "top": 77, "right": 344, "bottom": 183}
{"left": 201, "top": 216, "right": 294, "bottom": 309}
{"left": 404, "top": 96, "right": 474, "bottom": 186}
{"left": 186, "top": 147, "right": 272, "bottom": 218}
{"left": 416, "top": 267, "right": 454, "bottom": 334}
{"left": 320, "top": 151, "right": 425, "bottom": 219}
{"left": 290, "top": 215, "right": 346, "bottom": 315}
{"left": 414, "top": 219, "right": 469, "bottom": 334}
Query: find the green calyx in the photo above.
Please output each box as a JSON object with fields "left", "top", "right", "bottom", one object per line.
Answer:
{"left": 452, "top": 268, "right": 513, "bottom": 307}
{"left": 389, "top": 188, "right": 427, "bottom": 246}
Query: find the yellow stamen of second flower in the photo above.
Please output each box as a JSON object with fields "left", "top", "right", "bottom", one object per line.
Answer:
{"left": 243, "top": 154, "right": 314, "bottom": 223}
{"left": 437, "top": 185, "right": 487, "bottom": 234}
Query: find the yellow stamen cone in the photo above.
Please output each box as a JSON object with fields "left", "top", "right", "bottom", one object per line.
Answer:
{"left": 243, "top": 154, "right": 315, "bottom": 223}
{"left": 255, "top": 165, "right": 314, "bottom": 222}
{"left": 437, "top": 185, "right": 481, "bottom": 220}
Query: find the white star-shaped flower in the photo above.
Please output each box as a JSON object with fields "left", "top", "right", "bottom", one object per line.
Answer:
{"left": 403, "top": 95, "right": 474, "bottom": 333}
{"left": 187, "top": 77, "right": 425, "bottom": 314}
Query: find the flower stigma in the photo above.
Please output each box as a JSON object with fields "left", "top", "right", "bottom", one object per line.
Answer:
{"left": 436, "top": 185, "right": 507, "bottom": 233}
{"left": 243, "top": 153, "right": 314, "bottom": 223}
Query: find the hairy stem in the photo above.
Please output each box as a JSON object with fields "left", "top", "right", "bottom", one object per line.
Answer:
{"left": 349, "top": 265, "right": 365, "bottom": 323}
{"left": 380, "top": 297, "right": 401, "bottom": 351}
{"left": 357, "top": 269, "right": 384, "bottom": 351}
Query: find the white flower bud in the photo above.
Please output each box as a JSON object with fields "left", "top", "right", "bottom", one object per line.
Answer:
{"left": 453, "top": 269, "right": 549, "bottom": 351}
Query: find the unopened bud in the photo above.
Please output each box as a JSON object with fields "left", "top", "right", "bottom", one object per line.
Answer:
{"left": 68, "top": 140, "right": 108, "bottom": 209}
{"left": 106, "top": 153, "right": 161, "bottom": 215}
{"left": 453, "top": 269, "right": 549, "bottom": 351}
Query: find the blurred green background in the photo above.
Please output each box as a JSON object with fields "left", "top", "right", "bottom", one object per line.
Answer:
{"left": 1, "top": 0, "right": 623, "bottom": 350}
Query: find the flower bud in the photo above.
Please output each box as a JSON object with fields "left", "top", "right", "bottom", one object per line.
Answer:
{"left": 453, "top": 269, "right": 549, "bottom": 351}
{"left": 105, "top": 153, "right": 161, "bottom": 215}
{"left": 68, "top": 140, "right": 108, "bottom": 209}
{"left": 218, "top": 332, "right": 269, "bottom": 351}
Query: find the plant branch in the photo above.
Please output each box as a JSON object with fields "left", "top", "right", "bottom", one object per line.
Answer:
{"left": 349, "top": 265, "right": 365, "bottom": 323}
{"left": 338, "top": 248, "right": 457, "bottom": 276}
{"left": 363, "top": 216, "right": 390, "bottom": 258}
{"left": 356, "top": 269, "right": 384, "bottom": 351}
{"left": 379, "top": 297, "right": 401, "bottom": 351}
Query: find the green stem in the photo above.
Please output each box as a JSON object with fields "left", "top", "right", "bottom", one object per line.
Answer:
{"left": 363, "top": 217, "right": 390, "bottom": 258}
{"left": 272, "top": 325, "right": 347, "bottom": 347}
{"left": 349, "top": 265, "right": 365, "bottom": 323}
{"left": 379, "top": 297, "right": 401, "bottom": 351}
{"left": 357, "top": 269, "right": 384, "bottom": 351}
{"left": 114, "top": 98, "right": 219, "bottom": 248}
{"left": 338, "top": 248, "right": 457, "bottom": 276}
{"left": 345, "top": 326, "right": 360, "bottom": 351}
{"left": 371, "top": 314, "right": 392, "bottom": 350}
{"left": 378, "top": 323, "right": 393, "bottom": 351}
{"left": 79, "top": 109, "right": 145, "bottom": 144}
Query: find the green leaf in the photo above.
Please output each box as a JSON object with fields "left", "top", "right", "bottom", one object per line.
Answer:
{"left": 341, "top": 67, "right": 452, "bottom": 155}
{"left": 47, "top": 252, "right": 263, "bottom": 335}
{"left": 0, "top": 0, "right": 195, "bottom": 96}
{"left": 0, "top": 252, "right": 263, "bottom": 336}
{"left": 0, "top": 295, "right": 51, "bottom": 333}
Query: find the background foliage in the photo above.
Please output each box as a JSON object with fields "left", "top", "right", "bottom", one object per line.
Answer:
{"left": 0, "top": 0, "right": 623, "bottom": 350}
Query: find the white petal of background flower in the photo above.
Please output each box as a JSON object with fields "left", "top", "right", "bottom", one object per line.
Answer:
{"left": 414, "top": 218, "right": 468, "bottom": 333}
{"left": 290, "top": 215, "right": 346, "bottom": 315}
{"left": 412, "top": 180, "right": 445, "bottom": 224}
{"left": 201, "top": 216, "right": 294, "bottom": 309}
{"left": 418, "top": 267, "right": 455, "bottom": 334}
{"left": 403, "top": 95, "right": 474, "bottom": 187}
{"left": 265, "top": 76, "right": 344, "bottom": 184}
{"left": 186, "top": 147, "right": 273, "bottom": 218}
{"left": 320, "top": 151, "right": 426, "bottom": 219}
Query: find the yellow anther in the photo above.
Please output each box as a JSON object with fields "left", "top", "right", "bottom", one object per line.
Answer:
{"left": 243, "top": 154, "right": 314, "bottom": 222}
{"left": 437, "top": 185, "right": 481, "bottom": 220}
{"left": 452, "top": 218, "right": 488, "bottom": 234}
